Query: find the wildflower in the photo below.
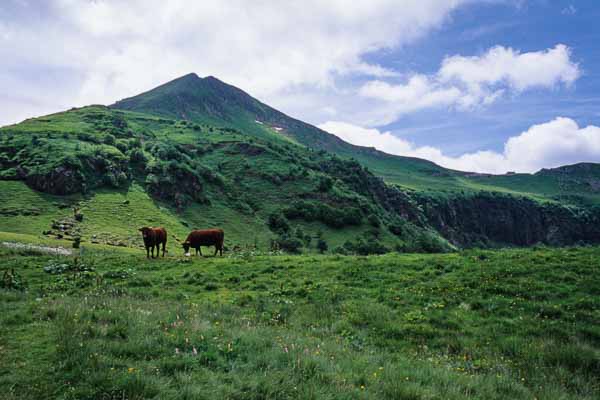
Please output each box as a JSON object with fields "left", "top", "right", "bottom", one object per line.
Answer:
{"left": 127, "top": 367, "right": 135, "bottom": 373}
{"left": 175, "top": 348, "right": 180, "bottom": 354}
{"left": 192, "top": 347, "right": 198, "bottom": 356}
{"left": 360, "top": 385, "right": 365, "bottom": 390}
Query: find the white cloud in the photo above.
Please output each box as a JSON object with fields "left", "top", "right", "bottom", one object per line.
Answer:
{"left": 0, "top": 0, "right": 466, "bottom": 126}
{"left": 319, "top": 118, "right": 600, "bottom": 174}
{"left": 561, "top": 5, "right": 577, "bottom": 15}
{"left": 359, "top": 76, "right": 462, "bottom": 113}
{"left": 358, "top": 44, "right": 581, "bottom": 123}
{"left": 438, "top": 44, "right": 580, "bottom": 91}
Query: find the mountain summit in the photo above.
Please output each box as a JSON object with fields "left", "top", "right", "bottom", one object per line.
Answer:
{"left": 112, "top": 73, "right": 271, "bottom": 122}
{"left": 112, "top": 73, "right": 447, "bottom": 183}
{"left": 111, "top": 73, "right": 352, "bottom": 149}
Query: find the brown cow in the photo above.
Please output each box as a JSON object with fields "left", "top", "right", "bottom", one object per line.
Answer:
{"left": 181, "top": 229, "right": 224, "bottom": 257}
{"left": 139, "top": 227, "right": 167, "bottom": 258}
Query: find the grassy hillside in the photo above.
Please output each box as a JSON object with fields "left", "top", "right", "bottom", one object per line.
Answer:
{"left": 0, "top": 105, "right": 452, "bottom": 253}
{"left": 111, "top": 73, "right": 600, "bottom": 205}
{"left": 2, "top": 74, "right": 600, "bottom": 250}
{"left": 1, "top": 242, "right": 598, "bottom": 399}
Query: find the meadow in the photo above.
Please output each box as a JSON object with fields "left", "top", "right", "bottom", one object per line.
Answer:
{"left": 1, "top": 238, "right": 598, "bottom": 399}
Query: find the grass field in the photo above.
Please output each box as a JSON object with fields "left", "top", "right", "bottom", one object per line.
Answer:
{"left": 1, "top": 237, "right": 598, "bottom": 399}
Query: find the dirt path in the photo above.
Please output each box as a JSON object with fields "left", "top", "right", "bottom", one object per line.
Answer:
{"left": 1, "top": 241, "right": 72, "bottom": 256}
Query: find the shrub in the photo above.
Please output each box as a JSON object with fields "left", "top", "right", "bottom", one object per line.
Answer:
{"left": 115, "top": 140, "right": 129, "bottom": 153}
{"left": 272, "top": 234, "right": 303, "bottom": 254}
{"left": 367, "top": 214, "right": 381, "bottom": 227}
{"left": 77, "top": 132, "right": 100, "bottom": 143}
{"left": 317, "top": 238, "right": 328, "bottom": 253}
{"left": 284, "top": 201, "right": 362, "bottom": 228}
{"left": 129, "top": 148, "right": 147, "bottom": 164}
{"left": 317, "top": 176, "right": 333, "bottom": 192}
{"left": 399, "top": 230, "right": 451, "bottom": 253}
{"left": 336, "top": 238, "right": 389, "bottom": 255}
{"left": 267, "top": 212, "right": 290, "bottom": 234}
{"left": 103, "top": 134, "right": 116, "bottom": 145}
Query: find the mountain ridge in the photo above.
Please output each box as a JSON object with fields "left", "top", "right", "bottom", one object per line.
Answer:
{"left": 1, "top": 74, "right": 600, "bottom": 251}
{"left": 110, "top": 73, "right": 600, "bottom": 199}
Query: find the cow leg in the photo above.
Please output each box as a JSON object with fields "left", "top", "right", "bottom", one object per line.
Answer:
{"left": 152, "top": 245, "right": 156, "bottom": 258}
{"left": 162, "top": 242, "right": 166, "bottom": 257}
{"left": 146, "top": 246, "right": 150, "bottom": 259}
{"left": 220, "top": 246, "right": 223, "bottom": 256}
{"left": 214, "top": 246, "right": 218, "bottom": 256}
{"left": 198, "top": 247, "right": 203, "bottom": 257}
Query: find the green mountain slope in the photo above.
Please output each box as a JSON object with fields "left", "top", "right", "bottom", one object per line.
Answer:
{"left": 111, "top": 74, "right": 460, "bottom": 191}
{"left": 0, "top": 105, "right": 452, "bottom": 253}
{"left": 1, "top": 74, "right": 600, "bottom": 250}
{"left": 111, "top": 74, "right": 600, "bottom": 203}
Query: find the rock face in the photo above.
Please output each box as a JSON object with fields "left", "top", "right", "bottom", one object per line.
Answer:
{"left": 25, "top": 166, "right": 84, "bottom": 195}
{"left": 418, "top": 192, "right": 600, "bottom": 247}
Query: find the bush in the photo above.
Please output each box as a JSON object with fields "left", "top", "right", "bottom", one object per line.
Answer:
{"left": 103, "top": 134, "right": 116, "bottom": 145}
{"left": 267, "top": 212, "right": 290, "bottom": 234}
{"left": 77, "top": 132, "right": 99, "bottom": 143}
{"left": 318, "top": 176, "right": 333, "bottom": 192}
{"left": 115, "top": 140, "right": 129, "bottom": 153}
{"left": 367, "top": 214, "right": 381, "bottom": 227}
{"left": 317, "top": 238, "right": 328, "bottom": 253}
{"left": 284, "top": 201, "right": 362, "bottom": 229}
{"left": 399, "top": 230, "right": 451, "bottom": 254}
{"left": 336, "top": 238, "right": 389, "bottom": 255}
{"left": 388, "top": 222, "right": 404, "bottom": 236}
{"left": 128, "top": 148, "right": 147, "bottom": 164}
{"left": 272, "top": 234, "right": 302, "bottom": 254}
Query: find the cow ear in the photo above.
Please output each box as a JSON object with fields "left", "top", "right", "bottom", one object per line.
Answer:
{"left": 138, "top": 228, "right": 143, "bottom": 232}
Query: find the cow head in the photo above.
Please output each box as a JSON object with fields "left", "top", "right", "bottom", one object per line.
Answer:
{"left": 139, "top": 227, "right": 152, "bottom": 239}
{"left": 182, "top": 241, "right": 191, "bottom": 255}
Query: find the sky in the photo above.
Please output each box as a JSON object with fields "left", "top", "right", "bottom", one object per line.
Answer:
{"left": 1, "top": 0, "right": 600, "bottom": 173}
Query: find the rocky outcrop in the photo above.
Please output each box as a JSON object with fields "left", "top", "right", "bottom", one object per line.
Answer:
{"left": 418, "top": 192, "right": 600, "bottom": 247}
{"left": 24, "top": 165, "right": 85, "bottom": 195}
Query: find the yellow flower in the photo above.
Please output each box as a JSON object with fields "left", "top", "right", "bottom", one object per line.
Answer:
{"left": 128, "top": 367, "right": 135, "bottom": 373}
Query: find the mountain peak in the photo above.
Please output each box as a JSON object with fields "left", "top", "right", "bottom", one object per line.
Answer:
{"left": 111, "top": 72, "right": 264, "bottom": 122}
{"left": 180, "top": 72, "right": 201, "bottom": 80}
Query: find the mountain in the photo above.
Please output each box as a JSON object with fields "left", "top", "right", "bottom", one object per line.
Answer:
{"left": 111, "top": 74, "right": 600, "bottom": 202}
{"left": 1, "top": 73, "right": 600, "bottom": 251}
{"left": 111, "top": 74, "right": 455, "bottom": 190}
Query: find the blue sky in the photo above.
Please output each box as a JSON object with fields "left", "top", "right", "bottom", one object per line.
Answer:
{"left": 1, "top": 0, "right": 599, "bottom": 173}
{"left": 368, "top": 0, "right": 600, "bottom": 156}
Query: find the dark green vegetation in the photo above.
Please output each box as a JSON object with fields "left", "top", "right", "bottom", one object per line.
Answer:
{"left": 1, "top": 72, "right": 600, "bottom": 250}
{"left": 1, "top": 243, "right": 599, "bottom": 399}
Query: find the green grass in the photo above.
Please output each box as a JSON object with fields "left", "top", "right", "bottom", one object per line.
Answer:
{"left": 0, "top": 104, "right": 424, "bottom": 252}
{"left": 2, "top": 91, "right": 600, "bottom": 252}
{"left": 1, "top": 242, "right": 598, "bottom": 399}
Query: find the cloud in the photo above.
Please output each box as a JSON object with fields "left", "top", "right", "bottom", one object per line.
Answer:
{"left": 0, "top": 0, "right": 467, "bottom": 126}
{"left": 561, "top": 5, "right": 577, "bottom": 15}
{"left": 358, "top": 44, "right": 580, "bottom": 123}
{"left": 438, "top": 44, "right": 580, "bottom": 91}
{"left": 319, "top": 117, "right": 600, "bottom": 174}
{"left": 358, "top": 76, "right": 462, "bottom": 113}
